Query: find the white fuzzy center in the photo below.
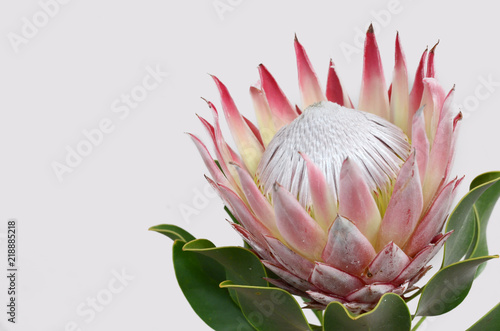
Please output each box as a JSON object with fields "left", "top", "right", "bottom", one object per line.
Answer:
{"left": 256, "top": 101, "right": 410, "bottom": 206}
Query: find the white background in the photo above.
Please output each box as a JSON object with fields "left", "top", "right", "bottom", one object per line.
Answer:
{"left": 1, "top": 0, "right": 499, "bottom": 330}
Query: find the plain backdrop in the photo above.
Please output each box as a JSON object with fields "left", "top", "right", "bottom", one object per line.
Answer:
{"left": 1, "top": 0, "right": 499, "bottom": 330}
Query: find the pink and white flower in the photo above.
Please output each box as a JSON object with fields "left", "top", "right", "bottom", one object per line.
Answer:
{"left": 189, "top": 25, "right": 462, "bottom": 312}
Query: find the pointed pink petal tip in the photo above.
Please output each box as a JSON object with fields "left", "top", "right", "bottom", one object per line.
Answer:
{"left": 359, "top": 23, "right": 389, "bottom": 119}
{"left": 298, "top": 151, "right": 337, "bottom": 229}
{"left": 258, "top": 64, "right": 298, "bottom": 128}
{"left": 294, "top": 34, "right": 325, "bottom": 107}
{"left": 272, "top": 182, "right": 327, "bottom": 260}
{"left": 322, "top": 215, "right": 376, "bottom": 275}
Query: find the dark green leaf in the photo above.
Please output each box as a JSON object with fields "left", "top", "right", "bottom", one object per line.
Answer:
{"left": 468, "top": 174, "right": 500, "bottom": 276}
{"left": 416, "top": 256, "right": 498, "bottom": 316}
{"left": 172, "top": 240, "right": 255, "bottom": 330}
{"left": 470, "top": 171, "right": 500, "bottom": 190}
{"left": 466, "top": 302, "right": 500, "bottom": 330}
{"left": 463, "top": 210, "right": 479, "bottom": 260}
{"left": 183, "top": 239, "right": 268, "bottom": 287}
{"left": 443, "top": 173, "right": 500, "bottom": 266}
{"left": 215, "top": 159, "right": 224, "bottom": 174}
{"left": 148, "top": 224, "right": 195, "bottom": 242}
{"left": 220, "top": 280, "right": 312, "bottom": 331}
{"left": 322, "top": 293, "right": 411, "bottom": 331}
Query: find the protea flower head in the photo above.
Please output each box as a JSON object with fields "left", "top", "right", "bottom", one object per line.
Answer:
{"left": 189, "top": 25, "right": 463, "bottom": 313}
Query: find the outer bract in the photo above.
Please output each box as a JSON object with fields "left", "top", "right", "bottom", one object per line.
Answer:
{"left": 190, "top": 26, "right": 462, "bottom": 313}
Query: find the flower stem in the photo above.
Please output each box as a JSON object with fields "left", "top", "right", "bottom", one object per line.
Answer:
{"left": 411, "top": 316, "right": 427, "bottom": 331}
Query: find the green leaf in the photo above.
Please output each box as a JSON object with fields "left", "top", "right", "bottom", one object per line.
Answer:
{"left": 148, "top": 224, "right": 195, "bottom": 242}
{"left": 466, "top": 302, "right": 500, "bottom": 330}
{"left": 322, "top": 293, "right": 411, "bottom": 331}
{"left": 416, "top": 256, "right": 498, "bottom": 316}
{"left": 468, "top": 173, "right": 500, "bottom": 276}
{"left": 463, "top": 209, "right": 479, "bottom": 260}
{"left": 443, "top": 173, "right": 500, "bottom": 266}
{"left": 183, "top": 239, "right": 268, "bottom": 287}
{"left": 220, "top": 280, "right": 312, "bottom": 331}
{"left": 470, "top": 171, "right": 500, "bottom": 190}
{"left": 172, "top": 240, "right": 255, "bottom": 330}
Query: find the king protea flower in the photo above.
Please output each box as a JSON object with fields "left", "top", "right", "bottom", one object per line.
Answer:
{"left": 189, "top": 25, "right": 463, "bottom": 313}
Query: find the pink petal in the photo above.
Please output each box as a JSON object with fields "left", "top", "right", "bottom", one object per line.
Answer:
{"left": 197, "top": 111, "right": 244, "bottom": 166}
{"left": 422, "top": 89, "right": 458, "bottom": 206}
{"left": 392, "top": 282, "right": 409, "bottom": 296}
{"left": 419, "top": 78, "right": 446, "bottom": 144}
{"left": 196, "top": 113, "right": 215, "bottom": 141}
{"left": 409, "top": 48, "right": 428, "bottom": 120}
{"left": 338, "top": 158, "right": 381, "bottom": 245}
{"left": 439, "top": 86, "right": 456, "bottom": 123}
{"left": 306, "top": 291, "right": 346, "bottom": 306}
{"left": 426, "top": 41, "right": 439, "bottom": 78}
{"left": 272, "top": 183, "right": 327, "bottom": 260}
{"left": 309, "top": 262, "right": 364, "bottom": 297}
{"left": 203, "top": 99, "right": 244, "bottom": 165}
{"left": 364, "top": 242, "right": 410, "bottom": 284}
{"left": 232, "top": 163, "right": 278, "bottom": 235}
{"left": 346, "top": 284, "right": 395, "bottom": 304}
{"left": 294, "top": 35, "right": 326, "bottom": 107}
{"left": 229, "top": 222, "right": 273, "bottom": 261}
{"left": 197, "top": 113, "right": 244, "bottom": 170}
{"left": 205, "top": 175, "right": 238, "bottom": 218}
{"left": 377, "top": 152, "right": 423, "bottom": 250}
{"left": 404, "top": 177, "right": 462, "bottom": 257}
{"left": 394, "top": 232, "right": 451, "bottom": 283}
{"left": 326, "top": 59, "right": 353, "bottom": 108}
{"left": 359, "top": 24, "right": 389, "bottom": 119}
{"left": 299, "top": 152, "right": 337, "bottom": 230}
{"left": 322, "top": 215, "right": 376, "bottom": 275}
{"left": 265, "top": 278, "right": 306, "bottom": 297}
{"left": 212, "top": 75, "right": 264, "bottom": 174}
{"left": 262, "top": 260, "right": 313, "bottom": 292}
{"left": 390, "top": 32, "right": 410, "bottom": 133}
{"left": 258, "top": 64, "right": 299, "bottom": 129}
{"left": 445, "top": 112, "right": 462, "bottom": 178}
{"left": 411, "top": 107, "right": 429, "bottom": 186}
{"left": 200, "top": 100, "right": 244, "bottom": 190}
{"left": 187, "top": 133, "right": 230, "bottom": 187}
{"left": 243, "top": 115, "right": 264, "bottom": 146}
{"left": 264, "top": 235, "right": 314, "bottom": 279}
{"left": 218, "top": 183, "right": 272, "bottom": 240}
{"left": 249, "top": 86, "right": 276, "bottom": 147}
